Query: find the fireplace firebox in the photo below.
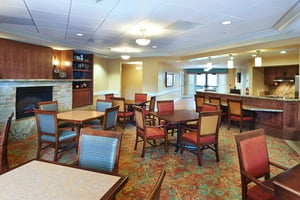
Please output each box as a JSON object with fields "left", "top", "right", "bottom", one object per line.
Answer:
{"left": 15, "top": 86, "right": 53, "bottom": 119}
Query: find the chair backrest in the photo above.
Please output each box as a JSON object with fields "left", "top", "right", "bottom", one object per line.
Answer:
{"left": 38, "top": 100, "right": 58, "bottom": 112}
{"left": 96, "top": 99, "right": 113, "bottom": 112}
{"left": 234, "top": 128, "right": 271, "bottom": 183}
{"left": 135, "top": 93, "right": 147, "bottom": 102}
{"left": 134, "top": 106, "right": 146, "bottom": 133}
{"left": 146, "top": 169, "right": 167, "bottom": 200}
{"left": 105, "top": 93, "right": 114, "bottom": 100}
{"left": 0, "top": 112, "right": 14, "bottom": 173}
{"left": 78, "top": 128, "right": 123, "bottom": 173}
{"left": 34, "top": 109, "right": 58, "bottom": 138}
{"left": 157, "top": 100, "right": 174, "bottom": 112}
{"left": 148, "top": 96, "right": 156, "bottom": 112}
{"left": 194, "top": 95, "right": 205, "bottom": 112}
{"left": 209, "top": 97, "right": 222, "bottom": 110}
{"left": 197, "top": 111, "right": 222, "bottom": 138}
{"left": 112, "top": 97, "right": 126, "bottom": 112}
{"left": 102, "top": 105, "right": 119, "bottom": 130}
{"left": 227, "top": 98, "right": 242, "bottom": 116}
{"left": 201, "top": 102, "right": 218, "bottom": 112}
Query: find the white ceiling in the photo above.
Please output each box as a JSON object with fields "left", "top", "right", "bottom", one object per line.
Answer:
{"left": 1, "top": 0, "right": 300, "bottom": 62}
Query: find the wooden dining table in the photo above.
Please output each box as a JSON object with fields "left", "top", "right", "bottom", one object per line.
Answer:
{"left": 0, "top": 159, "right": 128, "bottom": 200}
{"left": 57, "top": 110, "right": 105, "bottom": 126}
{"left": 151, "top": 110, "right": 199, "bottom": 153}
{"left": 273, "top": 163, "right": 300, "bottom": 199}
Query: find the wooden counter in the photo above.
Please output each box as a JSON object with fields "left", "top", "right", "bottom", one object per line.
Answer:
{"left": 197, "top": 91, "right": 300, "bottom": 140}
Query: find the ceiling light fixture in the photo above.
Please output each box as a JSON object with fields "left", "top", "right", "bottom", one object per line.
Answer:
{"left": 121, "top": 49, "right": 130, "bottom": 60}
{"left": 227, "top": 54, "right": 234, "bottom": 68}
{"left": 254, "top": 50, "right": 262, "bottom": 67}
{"left": 135, "top": 29, "right": 151, "bottom": 46}
{"left": 204, "top": 57, "right": 213, "bottom": 71}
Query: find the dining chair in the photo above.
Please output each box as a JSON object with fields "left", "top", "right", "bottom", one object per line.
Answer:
{"left": 112, "top": 97, "right": 134, "bottom": 129}
{"left": 146, "top": 169, "right": 167, "bottom": 200}
{"left": 209, "top": 96, "right": 228, "bottom": 120}
{"left": 156, "top": 100, "right": 177, "bottom": 136}
{"left": 181, "top": 110, "right": 222, "bottom": 166}
{"left": 194, "top": 94, "right": 205, "bottom": 112}
{"left": 135, "top": 93, "right": 148, "bottom": 102}
{"left": 0, "top": 112, "right": 13, "bottom": 174}
{"left": 144, "top": 96, "right": 156, "bottom": 125}
{"left": 134, "top": 106, "right": 168, "bottom": 157}
{"left": 105, "top": 93, "right": 114, "bottom": 100}
{"left": 83, "top": 105, "right": 119, "bottom": 131}
{"left": 234, "top": 128, "right": 288, "bottom": 200}
{"left": 34, "top": 109, "right": 79, "bottom": 161}
{"left": 38, "top": 100, "right": 74, "bottom": 129}
{"left": 76, "top": 127, "right": 123, "bottom": 173}
{"left": 83, "top": 99, "right": 112, "bottom": 127}
{"left": 227, "top": 98, "right": 255, "bottom": 133}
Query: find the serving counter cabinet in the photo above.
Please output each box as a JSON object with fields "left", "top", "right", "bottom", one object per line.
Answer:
{"left": 197, "top": 91, "right": 300, "bottom": 140}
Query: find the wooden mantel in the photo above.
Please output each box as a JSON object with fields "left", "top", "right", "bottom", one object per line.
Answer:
{"left": 197, "top": 91, "right": 300, "bottom": 140}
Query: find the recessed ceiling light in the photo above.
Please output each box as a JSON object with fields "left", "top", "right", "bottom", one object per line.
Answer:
{"left": 280, "top": 50, "right": 287, "bottom": 54}
{"left": 222, "top": 20, "right": 231, "bottom": 25}
{"left": 76, "top": 33, "right": 83, "bottom": 37}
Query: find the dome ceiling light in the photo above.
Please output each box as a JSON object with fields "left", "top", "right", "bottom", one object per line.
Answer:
{"left": 135, "top": 29, "right": 151, "bottom": 46}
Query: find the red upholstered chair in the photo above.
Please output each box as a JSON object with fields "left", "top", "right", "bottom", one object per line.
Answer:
{"left": 0, "top": 112, "right": 13, "bottom": 174}
{"left": 181, "top": 110, "right": 222, "bottom": 166}
{"left": 234, "top": 128, "right": 288, "bottom": 200}
{"left": 112, "top": 97, "right": 134, "bottom": 129}
{"left": 227, "top": 98, "right": 255, "bottom": 133}
{"left": 209, "top": 96, "right": 228, "bottom": 120}
{"left": 105, "top": 93, "right": 114, "bottom": 100}
{"left": 146, "top": 169, "right": 167, "bottom": 200}
{"left": 135, "top": 93, "right": 147, "bottom": 102}
{"left": 157, "top": 100, "right": 177, "bottom": 136}
{"left": 194, "top": 94, "right": 205, "bottom": 112}
{"left": 134, "top": 106, "right": 168, "bottom": 157}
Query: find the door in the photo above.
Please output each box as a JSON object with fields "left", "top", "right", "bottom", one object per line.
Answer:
{"left": 121, "top": 63, "right": 142, "bottom": 99}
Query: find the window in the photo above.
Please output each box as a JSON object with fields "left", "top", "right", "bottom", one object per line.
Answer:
{"left": 196, "top": 73, "right": 217, "bottom": 87}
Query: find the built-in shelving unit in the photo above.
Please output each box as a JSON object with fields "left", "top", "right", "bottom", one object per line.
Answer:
{"left": 72, "top": 53, "right": 93, "bottom": 108}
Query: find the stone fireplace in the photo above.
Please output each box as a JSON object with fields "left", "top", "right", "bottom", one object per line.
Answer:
{"left": 0, "top": 80, "right": 73, "bottom": 141}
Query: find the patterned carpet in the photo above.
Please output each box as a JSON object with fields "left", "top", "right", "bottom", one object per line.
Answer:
{"left": 7, "top": 124, "right": 300, "bottom": 200}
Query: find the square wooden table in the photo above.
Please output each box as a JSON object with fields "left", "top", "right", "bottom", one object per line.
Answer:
{"left": 0, "top": 160, "right": 128, "bottom": 200}
{"left": 57, "top": 110, "right": 105, "bottom": 125}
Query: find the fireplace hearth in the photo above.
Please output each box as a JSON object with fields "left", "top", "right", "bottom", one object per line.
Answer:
{"left": 15, "top": 86, "right": 53, "bottom": 119}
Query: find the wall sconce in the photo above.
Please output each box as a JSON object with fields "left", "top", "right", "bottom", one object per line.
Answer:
{"left": 53, "top": 57, "right": 60, "bottom": 73}
{"left": 227, "top": 54, "right": 234, "bottom": 68}
{"left": 254, "top": 50, "right": 262, "bottom": 67}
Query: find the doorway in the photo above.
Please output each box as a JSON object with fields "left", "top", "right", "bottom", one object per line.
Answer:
{"left": 121, "top": 62, "right": 143, "bottom": 99}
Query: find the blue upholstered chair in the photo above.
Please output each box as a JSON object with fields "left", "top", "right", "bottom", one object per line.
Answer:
{"left": 76, "top": 127, "right": 123, "bottom": 173}
{"left": 34, "top": 109, "right": 78, "bottom": 161}
{"left": 84, "top": 105, "right": 119, "bottom": 131}
{"left": 0, "top": 112, "right": 13, "bottom": 174}
{"left": 83, "top": 99, "right": 113, "bottom": 127}
{"left": 38, "top": 100, "right": 74, "bottom": 129}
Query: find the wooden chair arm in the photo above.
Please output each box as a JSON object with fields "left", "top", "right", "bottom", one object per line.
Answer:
{"left": 241, "top": 170, "right": 275, "bottom": 193}
{"left": 269, "top": 161, "right": 289, "bottom": 170}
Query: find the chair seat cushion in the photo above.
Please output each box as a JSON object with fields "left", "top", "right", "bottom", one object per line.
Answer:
{"left": 118, "top": 111, "right": 133, "bottom": 117}
{"left": 231, "top": 116, "right": 254, "bottom": 121}
{"left": 182, "top": 131, "right": 215, "bottom": 144}
{"left": 247, "top": 185, "right": 274, "bottom": 200}
{"left": 138, "top": 127, "right": 165, "bottom": 139}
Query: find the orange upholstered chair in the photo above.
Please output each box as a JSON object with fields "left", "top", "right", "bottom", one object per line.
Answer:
{"left": 144, "top": 96, "right": 156, "bottom": 125}
{"left": 234, "top": 128, "right": 288, "bottom": 200}
{"left": 105, "top": 93, "right": 114, "bottom": 100}
{"left": 209, "top": 96, "right": 228, "bottom": 119}
{"left": 227, "top": 98, "right": 255, "bottom": 133}
{"left": 181, "top": 110, "right": 222, "bottom": 166}
{"left": 134, "top": 106, "right": 168, "bottom": 157}
{"left": 112, "top": 97, "right": 134, "bottom": 129}
{"left": 135, "top": 93, "right": 147, "bottom": 102}
{"left": 157, "top": 100, "right": 177, "bottom": 136}
{"left": 0, "top": 112, "right": 13, "bottom": 174}
{"left": 194, "top": 94, "right": 205, "bottom": 112}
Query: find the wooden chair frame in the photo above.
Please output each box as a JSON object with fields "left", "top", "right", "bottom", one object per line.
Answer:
{"left": 146, "top": 169, "right": 167, "bottom": 200}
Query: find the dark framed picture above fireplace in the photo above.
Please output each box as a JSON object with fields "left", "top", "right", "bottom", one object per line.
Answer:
{"left": 165, "top": 72, "right": 174, "bottom": 87}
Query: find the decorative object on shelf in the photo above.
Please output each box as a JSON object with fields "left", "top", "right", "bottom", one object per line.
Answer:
{"left": 227, "top": 54, "right": 234, "bottom": 69}
{"left": 59, "top": 72, "right": 67, "bottom": 78}
{"left": 135, "top": 29, "right": 151, "bottom": 46}
{"left": 165, "top": 72, "right": 174, "bottom": 87}
{"left": 254, "top": 50, "right": 262, "bottom": 67}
